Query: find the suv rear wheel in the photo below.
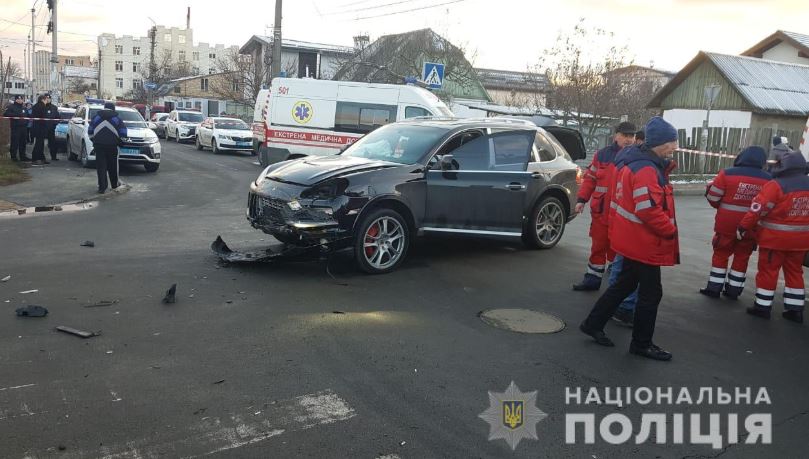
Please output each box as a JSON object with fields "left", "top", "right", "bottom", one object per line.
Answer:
{"left": 354, "top": 208, "right": 410, "bottom": 274}
{"left": 523, "top": 196, "right": 566, "bottom": 249}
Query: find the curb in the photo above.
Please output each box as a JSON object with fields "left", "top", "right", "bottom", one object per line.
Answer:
{"left": 0, "top": 183, "right": 131, "bottom": 217}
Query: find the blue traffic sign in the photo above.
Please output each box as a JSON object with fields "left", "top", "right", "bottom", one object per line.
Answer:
{"left": 422, "top": 62, "right": 444, "bottom": 89}
{"left": 144, "top": 82, "right": 158, "bottom": 90}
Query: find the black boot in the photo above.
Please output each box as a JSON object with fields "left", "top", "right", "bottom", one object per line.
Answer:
{"left": 746, "top": 305, "right": 771, "bottom": 320}
{"left": 783, "top": 310, "right": 804, "bottom": 324}
{"left": 699, "top": 287, "right": 721, "bottom": 298}
{"left": 629, "top": 342, "right": 672, "bottom": 361}
{"left": 579, "top": 322, "right": 615, "bottom": 347}
{"left": 572, "top": 273, "right": 602, "bottom": 291}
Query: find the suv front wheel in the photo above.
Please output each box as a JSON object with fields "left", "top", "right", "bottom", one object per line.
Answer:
{"left": 354, "top": 208, "right": 410, "bottom": 274}
{"left": 523, "top": 196, "right": 566, "bottom": 249}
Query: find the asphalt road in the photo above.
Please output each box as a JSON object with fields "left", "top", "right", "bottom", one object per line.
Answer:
{"left": 1, "top": 140, "right": 809, "bottom": 458}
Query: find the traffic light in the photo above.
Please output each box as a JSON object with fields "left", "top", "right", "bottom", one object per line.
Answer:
{"left": 47, "top": 0, "right": 54, "bottom": 10}
{"left": 47, "top": 21, "right": 53, "bottom": 34}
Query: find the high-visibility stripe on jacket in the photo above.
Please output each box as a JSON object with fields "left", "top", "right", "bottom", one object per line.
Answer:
{"left": 577, "top": 142, "right": 624, "bottom": 221}
{"left": 88, "top": 109, "right": 128, "bottom": 147}
{"left": 609, "top": 145, "right": 679, "bottom": 266}
{"left": 740, "top": 171, "right": 809, "bottom": 251}
{"left": 706, "top": 164, "right": 771, "bottom": 236}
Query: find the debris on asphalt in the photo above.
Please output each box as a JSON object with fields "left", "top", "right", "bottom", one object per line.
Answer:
{"left": 399, "top": 441, "right": 406, "bottom": 447}
{"left": 58, "top": 445, "right": 66, "bottom": 451}
{"left": 213, "top": 379, "right": 225, "bottom": 385}
{"left": 225, "top": 300, "right": 233, "bottom": 304}
{"left": 188, "top": 294, "right": 195, "bottom": 298}
{"left": 16, "top": 305, "right": 49, "bottom": 317}
{"left": 106, "top": 350, "right": 114, "bottom": 354}
{"left": 332, "top": 310, "right": 345, "bottom": 314}
{"left": 84, "top": 300, "right": 119, "bottom": 308}
{"left": 19, "top": 289, "right": 39, "bottom": 294}
{"left": 211, "top": 235, "right": 318, "bottom": 263}
{"left": 1, "top": 275, "right": 10, "bottom": 282}
{"left": 80, "top": 240, "right": 95, "bottom": 247}
{"left": 56, "top": 326, "right": 99, "bottom": 339}
{"left": 163, "top": 284, "right": 177, "bottom": 304}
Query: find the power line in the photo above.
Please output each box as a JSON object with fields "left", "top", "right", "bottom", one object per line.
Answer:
{"left": 323, "top": 0, "right": 421, "bottom": 16}
{"left": 351, "top": 0, "right": 468, "bottom": 20}
{"left": 0, "top": 12, "right": 33, "bottom": 34}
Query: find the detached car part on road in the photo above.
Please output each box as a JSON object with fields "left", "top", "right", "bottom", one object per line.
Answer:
{"left": 246, "top": 118, "right": 585, "bottom": 274}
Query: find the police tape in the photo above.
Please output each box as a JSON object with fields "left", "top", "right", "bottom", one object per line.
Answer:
{"left": 0, "top": 115, "right": 60, "bottom": 121}
{"left": 674, "top": 148, "right": 737, "bottom": 160}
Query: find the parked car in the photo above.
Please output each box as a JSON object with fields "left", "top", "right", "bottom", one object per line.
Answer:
{"left": 150, "top": 112, "right": 170, "bottom": 138}
{"left": 255, "top": 77, "right": 455, "bottom": 167}
{"left": 247, "top": 118, "right": 585, "bottom": 274}
{"left": 53, "top": 107, "right": 76, "bottom": 152}
{"left": 195, "top": 117, "right": 255, "bottom": 155}
{"left": 165, "top": 110, "right": 204, "bottom": 143}
{"left": 66, "top": 104, "right": 161, "bottom": 172}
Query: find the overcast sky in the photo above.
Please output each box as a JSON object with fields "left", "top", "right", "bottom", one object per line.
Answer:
{"left": 1, "top": 0, "right": 808, "bottom": 75}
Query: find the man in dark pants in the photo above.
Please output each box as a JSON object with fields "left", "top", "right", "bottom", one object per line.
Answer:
{"left": 88, "top": 102, "right": 127, "bottom": 193}
{"left": 44, "top": 98, "right": 60, "bottom": 161}
{"left": 580, "top": 117, "right": 680, "bottom": 361}
{"left": 30, "top": 94, "right": 51, "bottom": 165}
{"left": 3, "top": 95, "right": 29, "bottom": 161}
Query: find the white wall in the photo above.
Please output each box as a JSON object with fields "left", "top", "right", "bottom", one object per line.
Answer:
{"left": 761, "top": 42, "right": 809, "bottom": 66}
{"left": 663, "top": 109, "right": 752, "bottom": 131}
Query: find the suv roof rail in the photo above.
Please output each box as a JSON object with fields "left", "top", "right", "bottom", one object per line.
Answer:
{"left": 472, "top": 117, "right": 536, "bottom": 126}
{"left": 407, "top": 116, "right": 459, "bottom": 121}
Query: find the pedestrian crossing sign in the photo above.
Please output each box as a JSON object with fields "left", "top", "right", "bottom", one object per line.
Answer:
{"left": 422, "top": 62, "right": 445, "bottom": 89}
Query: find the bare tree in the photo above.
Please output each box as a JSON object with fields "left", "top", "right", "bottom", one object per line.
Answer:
{"left": 125, "top": 49, "right": 193, "bottom": 103}
{"left": 333, "top": 29, "right": 483, "bottom": 103}
{"left": 0, "top": 54, "right": 22, "bottom": 100}
{"left": 209, "top": 49, "right": 287, "bottom": 107}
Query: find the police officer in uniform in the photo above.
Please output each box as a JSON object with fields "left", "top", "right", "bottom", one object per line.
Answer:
{"left": 3, "top": 95, "right": 28, "bottom": 161}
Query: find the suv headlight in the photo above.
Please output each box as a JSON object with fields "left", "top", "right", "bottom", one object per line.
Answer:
{"left": 300, "top": 179, "right": 348, "bottom": 200}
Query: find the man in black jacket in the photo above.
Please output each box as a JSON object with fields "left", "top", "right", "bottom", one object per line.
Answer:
{"left": 88, "top": 102, "right": 127, "bottom": 193}
{"left": 30, "top": 94, "right": 51, "bottom": 165}
{"left": 44, "top": 98, "right": 60, "bottom": 161}
{"left": 3, "top": 95, "right": 29, "bottom": 161}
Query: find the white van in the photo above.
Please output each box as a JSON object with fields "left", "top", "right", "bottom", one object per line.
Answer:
{"left": 251, "top": 88, "right": 271, "bottom": 153}
{"left": 256, "top": 77, "right": 454, "bottom": 166}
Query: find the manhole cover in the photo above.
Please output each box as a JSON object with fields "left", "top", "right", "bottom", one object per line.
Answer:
{"left": 479, "top": 309, "right": 565, "bottom": 334}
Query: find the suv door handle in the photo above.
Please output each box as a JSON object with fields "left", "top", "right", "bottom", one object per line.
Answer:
{"left": 506, "top": 183, "right": 526, "bottom": 191}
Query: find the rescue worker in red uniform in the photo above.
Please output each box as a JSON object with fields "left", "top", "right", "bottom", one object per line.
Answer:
{"left": 700, "top": 146, "right": 771, "bottom": 299}
{"left": 572, "top": 122, "right": 637, "bottom": 291}
{"left": 739, "top": 151, "right": 809, "bottom": 324}
{"left": 580, "top": 117, "right": 679, "bottom": 361}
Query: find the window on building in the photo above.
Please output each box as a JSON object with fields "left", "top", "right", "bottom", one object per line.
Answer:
{"left": 178, "top": 50, "right": 186, "bottom": 62}
{"left": 194, "top": 101, "right": 201, "bottom": 110}
{"left": 178, "top": 35, "right": 186, "bottom": 44}
{"left": 164, "top": 33, "right": 172, "bottom": 43}
{"left": 132, "top": 79, "right": 142, "bottom": 89}
{"left": 133, "top": 46, "right": 141, "bottom": 56}
{"left": 91, "top": 82, "right": 97, "bottom": 90}
{"left": 15, "top": 82, "right": 25, "bottom": 89}
{"left": 231, "top": 81, "right": 239, "bottom": 92}
{"left": 114, "top": 44, "right": 123, "bottom": 54}
{"left": 65, "top": 58, "right": 75, "bottom": 65}
{"left": 4, "top": 82, "right": 11, "bottom": 89}
{"left": 185, "top": 101, "right": 192, "bottom": 108}
{"left": 208, "top": 53, "right": 216, "bottom": 60}
{"left": 174, "top": 86, "right": 181, "bottom": 94}
{"left": 115, "top": 61, "right": 123, "bottom": 72}
{"left": 192, "top": 66, "right": 200, "bottom": 75}
{"left": 115, "top": 78, "right": 123, "bottom": 89}
{"left": 192, "top": 51, "right": 199, "bottom": 61}
{"left": 200, "top": 78, "right": 209, "bottom": 91}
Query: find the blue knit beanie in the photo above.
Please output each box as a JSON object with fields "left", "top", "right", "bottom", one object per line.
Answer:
{"left": 645, "top": 117, "right": 678, "bottom": 148}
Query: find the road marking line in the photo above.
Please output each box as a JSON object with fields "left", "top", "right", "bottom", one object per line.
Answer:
{"left": 0, "top": 383, "right": 36, "bottom": 391}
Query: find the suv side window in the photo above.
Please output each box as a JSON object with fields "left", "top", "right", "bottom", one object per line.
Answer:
{"left": 429, "top": 130, "right": 484, "bottom": 169}
{"left": 444, "top": 134, "right": 491, "bottom": 171}
{"left": 405, "top": 106, "right": 431, "bottom": 119}
{"left": 492, "top": 132, "right": 533, "bottom": 171}
{"left": 533, "top": 132, "right": 558, "bottom": 162}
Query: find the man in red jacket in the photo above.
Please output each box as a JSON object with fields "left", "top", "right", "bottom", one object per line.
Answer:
{"left": 572, "top": 121, "right": 637, "bottom": 291}
{"left": 580, "top": 117, "right": 679, "bottom": 361}
{"left": 700, "top": 146, "right": 771, "bottom": 299}
{"left": 739, "top": 151, "right": 809, "bottom": 324}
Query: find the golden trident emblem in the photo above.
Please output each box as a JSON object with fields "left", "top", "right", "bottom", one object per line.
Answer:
{"left": 503, "top": 401, "right": 524, "bottom": 430}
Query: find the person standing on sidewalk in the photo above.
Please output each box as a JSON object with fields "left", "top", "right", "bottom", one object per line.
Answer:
{"left": 30, "top": 94, "right": 51, "bottom": 165}
{"left": 699, "top": 146, "right": 770, "bottom": 299}
{"left": 3, "top": 95, "right": 29, "bottom": 161}
{"left": 580, "top": 117, "right": 680, "bottom": 361}
{"left": 88, "top": 102, "right": 127, "bottom": 194}
{"left": 44, "top": 97, "right": 60, "bottom": 161}
{"left": 572, "top": 122, "right": 637, "bottom": 291}
{"left": 739, "top": 152, "right": 809, "bottom": 324}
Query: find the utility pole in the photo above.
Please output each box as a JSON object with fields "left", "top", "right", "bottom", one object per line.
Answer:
{"left": 148, "top": 25, "right": 157, "bottom": 114}
{"left": 48, "top": 0, "right": 59, "bottom": 105}
{"left": 271, "top": 0, "right": 282, "bottom": 79}
{"left": 31, "top": 6, "right": 36, "bottom": 100}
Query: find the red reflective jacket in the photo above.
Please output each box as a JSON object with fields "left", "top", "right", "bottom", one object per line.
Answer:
{"left": 739, "top": 172, "right": 809, "bottom": 251}
{"left": 706, "top": 165, "right": 771, "bottom": 236}
{"left": 577, "top": 143, "right": 623, "bottom": 221}
{"left": 609, "top": 146, "right": 679, "bottom": 266}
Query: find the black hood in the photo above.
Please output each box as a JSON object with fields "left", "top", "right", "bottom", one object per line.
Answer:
{"left": 98, "top": 109, "right": 118, "bottom": 120}
{"left": 734, "top": 146, "right": 767, "bottom": 168}
{"left": 265, "top": 155, "right": 399, "bottom": 186}
{"left": 772, "top": 152, "right": 808, "bottom": 178}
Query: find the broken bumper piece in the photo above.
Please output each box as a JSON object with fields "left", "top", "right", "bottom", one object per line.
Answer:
{"left": 211, "top": 235, "right": 322, "bottom": 263}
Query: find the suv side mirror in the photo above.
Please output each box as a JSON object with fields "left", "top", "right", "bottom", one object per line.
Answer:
{"left": 440, "top": 154, "right": 456, "bottom": 171}
{"left": 72, "top": 117, "right": 84, "bottom": 125}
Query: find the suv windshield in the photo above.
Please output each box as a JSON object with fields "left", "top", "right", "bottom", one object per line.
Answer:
{"left": 178, "top": 112, "right": 204, "bottom": 123}
{"left": 117, "top": 110, "right": 147, "bottom": 128}
{"left": 155, "top": 114, "right": 168, "bottom": 121}
{"left": 342, "top": 124, "right": 448, "bottom": 165}
{"left": 58, "top": 111, "right": 75, "bottom": 123}
{"left": 215, "top": 119, "right": 249, "bottom": 130}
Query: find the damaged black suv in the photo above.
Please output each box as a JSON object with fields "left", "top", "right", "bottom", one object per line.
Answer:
{"left": 247, "top": 118, "right": 585, "bottom": 274}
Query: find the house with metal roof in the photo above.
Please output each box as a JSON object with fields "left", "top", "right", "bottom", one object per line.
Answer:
{"left": 474, "top": 67, "right": 548, "bottom": 107}
{"left": 647, "top": 51, "right": 809, "bottom": 145}
{"left": 239, "top": 36, "right": 354, "bottom": 85}
{"left": 741, "top": 30, "right": 809, "bottom": 66}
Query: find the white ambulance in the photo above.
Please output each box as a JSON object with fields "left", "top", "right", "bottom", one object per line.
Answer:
{"left": 256, "top": 77, "right": 454, "bottom": 166}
